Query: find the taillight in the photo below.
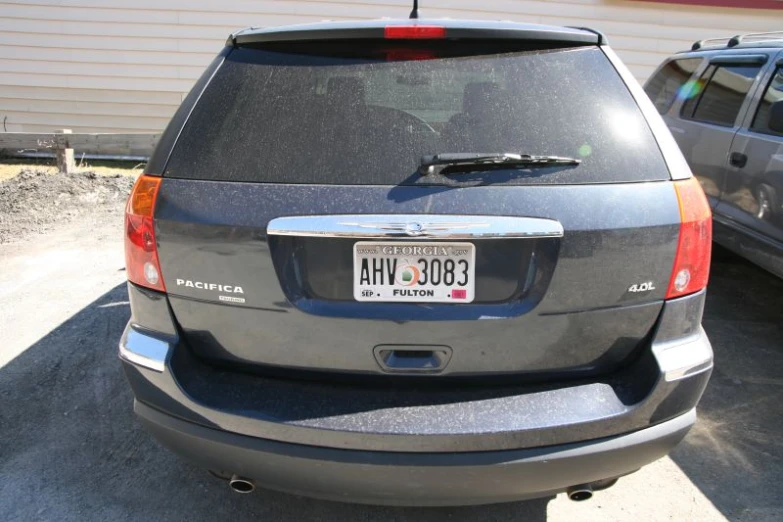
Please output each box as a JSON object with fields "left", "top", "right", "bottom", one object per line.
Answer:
{"left": 667, "top": 177, "right": 712, "bottom": 299}
{"left": 125, "top": 175, "right": 165, "bottom": 292}
{"left": 384, "top": 25, "right": 446, "bottom": 39}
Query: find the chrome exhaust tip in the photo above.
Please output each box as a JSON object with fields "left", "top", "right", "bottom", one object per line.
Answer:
{"left": 566, "top": 484, "right": 593, "bottom": 501}
{"left": 228, "top": 474, "right": 255, "bottom": 494}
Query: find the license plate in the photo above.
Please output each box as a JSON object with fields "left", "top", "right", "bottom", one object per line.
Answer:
{"left": 353, "top": 241, "right": 475, "bottom": 303}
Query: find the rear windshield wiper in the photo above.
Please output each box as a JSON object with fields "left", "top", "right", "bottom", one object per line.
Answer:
{"left": 419, "top": 153, "right": 581, "bottom": 175}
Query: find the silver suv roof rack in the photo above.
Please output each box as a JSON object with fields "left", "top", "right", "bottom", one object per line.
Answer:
{"left": 692, "top": 31, "right": 783, "bottom": 51}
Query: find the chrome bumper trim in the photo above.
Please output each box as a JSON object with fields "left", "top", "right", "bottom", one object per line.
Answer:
{"left": 652, "top": 328, "right": 713, "bottom": 382}
{"left": 119, "top": 324, "right": 172, "bottom": 373}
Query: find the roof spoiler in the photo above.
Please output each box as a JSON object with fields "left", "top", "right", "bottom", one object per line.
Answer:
{"left": 227, "top": 20, "right": 606, "bottom": 47}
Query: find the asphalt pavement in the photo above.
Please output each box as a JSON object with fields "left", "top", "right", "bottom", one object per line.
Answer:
{"left": 1, "top": 217, "right": 781, "bottom": 522}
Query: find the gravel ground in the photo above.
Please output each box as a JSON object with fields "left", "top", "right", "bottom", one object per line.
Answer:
{"left": 0, "top": 174, "right": 781, "bottom": 521}
{"left": 0, "top": 169, "right": 134, "bottom": 243}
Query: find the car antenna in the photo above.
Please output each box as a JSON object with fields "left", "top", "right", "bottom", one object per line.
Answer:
{"left": 410, "top": 0, "right": 420, "bottom": 19}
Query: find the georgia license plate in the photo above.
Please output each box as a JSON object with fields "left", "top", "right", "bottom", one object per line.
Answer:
{"left": 353, "top": 241, "right": 475, "bottom": 303}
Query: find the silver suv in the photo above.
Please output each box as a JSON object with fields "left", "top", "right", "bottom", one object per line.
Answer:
{"left": 645, "top": 31, "right": 783, "bottom": 279}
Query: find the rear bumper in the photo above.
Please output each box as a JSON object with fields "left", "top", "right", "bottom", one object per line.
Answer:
{"left": 136, "top": 400, "right": 695, "bottom": 506}
{"left": 120, "top": 284, "right": 713, "bottom": 504}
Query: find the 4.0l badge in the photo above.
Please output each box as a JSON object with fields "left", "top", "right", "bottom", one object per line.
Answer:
{"left": 628, "top": 281, "right": 656, "bottom": 293}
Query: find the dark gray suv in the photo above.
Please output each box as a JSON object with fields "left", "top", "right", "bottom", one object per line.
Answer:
{"left": 645, "top": 32, "right": 783, "bottom": 279}
{"left": 119, "top": 18, "right": 714, "bottom": 506}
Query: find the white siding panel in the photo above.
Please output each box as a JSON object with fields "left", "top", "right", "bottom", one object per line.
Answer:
{"left": 3, "top": 123, "right": 156, "bottom": 133}
{"left": 0, "top": 18, "right": 231, "bottom": 40}
{"left": 0, "top": 0, "right": 389, "bottom": 17}
{"left": 0, "top": 85, "right": 182, "bottom": 105}
{"left": 0, "top": 0, "right": 781, "bottom": 134}
{"left": 0, "top": 58, "right": 204, "bottom": 80}
{"left": 1, "top": 72, "right": 194, "bottom": 92}
{"left": 0, "top": 3, "right": 180, "bottom": 23}
{"left": 0, "top": 98, "right": 178, "bottom": 118}
{"left": 616, "top": 49, "right": 676, "bottom": 68}
{"left": 0, "top": 110, "right": 171, "bottom": 130}
{"left": 1, "top": 33, "right": 223, "bottom": 54}
{"left": 175, "top": 11, "right": 365, "bottom": 27}
{"left": 0, "top": 47, "right": 215, "bottom": 67}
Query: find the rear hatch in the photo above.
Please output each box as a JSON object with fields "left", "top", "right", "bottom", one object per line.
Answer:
{"left": 151, "top": 26, "right": 681, "bottom": 381}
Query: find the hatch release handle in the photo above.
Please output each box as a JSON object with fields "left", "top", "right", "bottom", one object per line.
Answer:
{"left": 373, "top": 345, "right": 452, "bottom": 374}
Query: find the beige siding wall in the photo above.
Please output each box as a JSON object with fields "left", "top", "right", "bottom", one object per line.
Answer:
{"left": 0, "top": 0, "right": 780, "bottom": 133}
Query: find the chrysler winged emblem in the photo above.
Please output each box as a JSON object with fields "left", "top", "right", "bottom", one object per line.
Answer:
{"left": 404, "top": 222, "right": 424, "bottom": 236}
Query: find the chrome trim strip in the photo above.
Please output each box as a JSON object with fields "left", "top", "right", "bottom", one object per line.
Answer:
{"left": 118, "top": 325, "right": 172, "bottom": 373}
{"left": 267, "top": 215, "right": 564, "bottom": 239}
{"left": 652, "top": 329, "right": 714, "bottom": 382}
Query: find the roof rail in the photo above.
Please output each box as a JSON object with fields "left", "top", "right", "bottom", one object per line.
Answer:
{"left": 692, "top": 31, "right": 783, "bottom": 51}
{"left": 565, "top": 26, "right": 607, "bottom": 45}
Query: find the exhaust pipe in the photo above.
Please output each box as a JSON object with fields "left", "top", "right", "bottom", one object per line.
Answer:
{"left": 567, "top": 484, "right": 593, "bottom": 501}
{"left": 228, "top": 474, "right": 255, "bottom": 494}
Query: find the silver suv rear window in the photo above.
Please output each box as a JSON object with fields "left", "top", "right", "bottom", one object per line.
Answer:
{"left": 165, "top": 45, "right": 669, "bottom": 185}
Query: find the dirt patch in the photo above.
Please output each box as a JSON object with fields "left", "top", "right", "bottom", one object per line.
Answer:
{"left": 0, "top": 169, "right": 135, "bottom": 243}
{"left": 0, "top": 159, "right": 144, "bottom": 182}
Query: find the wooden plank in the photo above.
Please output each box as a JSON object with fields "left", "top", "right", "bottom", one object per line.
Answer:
{"left": 55, "top": 129, "right": 75, "bottom": 173}
{"left": 0, "top": 132, "right": 160, "bottom": 156}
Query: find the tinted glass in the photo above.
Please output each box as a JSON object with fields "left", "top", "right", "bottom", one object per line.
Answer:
{"left": 644, "top": 58, "right": 702, "bottom": 114}
{"left": 682, "top": 64, "right": 761, "bottom": 127}
{"left": 751, "top": 67, "right": 783, "bottom": 137}
{"left": 166, "top": 45, "right": 669, "bottom": 185}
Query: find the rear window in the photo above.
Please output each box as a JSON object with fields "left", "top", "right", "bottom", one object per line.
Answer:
{"left": 165, "top": 43, "right": 669, "bottom": 185}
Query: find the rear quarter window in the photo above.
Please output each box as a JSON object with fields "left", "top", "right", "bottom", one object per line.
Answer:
{"left": 164, "top": 45, "right": 670, "bottom": 185}
{"left": 751, "top": 66, "right": 783, "bottom": 137}
{"left": 644, "top": 58, "right": 703, "bottom": 114}
{"left": 681, "top": 63, "right": 762, "bottom": 127}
